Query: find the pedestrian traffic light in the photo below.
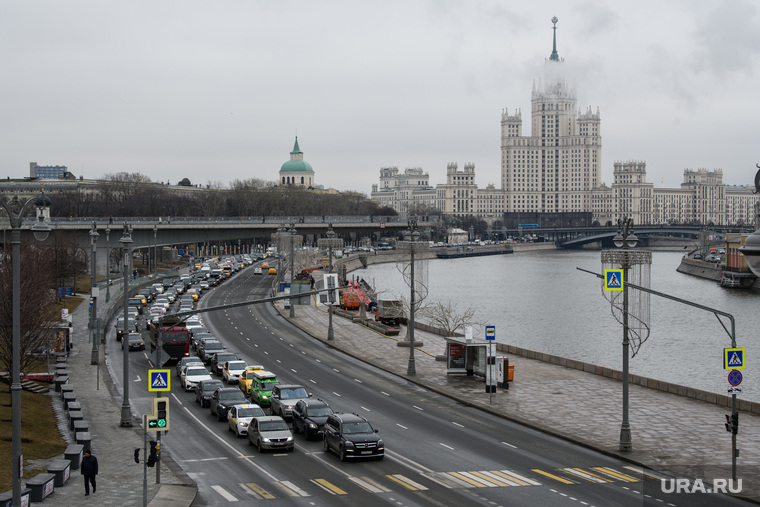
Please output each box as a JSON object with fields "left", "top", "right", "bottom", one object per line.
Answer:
{"left": 134, "top": 448, "right": 140, "bottom": 464}
{"left": 147, "top": 440, "right": 158, "bottom": 467}
{"left": 150, "top": 397, "right": 170, "bottom": 431}
{"left": 725, "top": 414, "right": 732, "bottom": 433}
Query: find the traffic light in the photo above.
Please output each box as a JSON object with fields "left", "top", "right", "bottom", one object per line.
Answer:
{"left": 732, "top": 412, "right": 739, "bottom": 435}
{"left": 134, "top": 448, "right": 140, "bottom": 464}
{"left": 147, "top": 440, "right": 158, "bottom": 467}
{"left": 147, "top": 397, "right": 170, "bottom": 431}
{"left": 725, "top": 414, "right": 732, "bottom": 433}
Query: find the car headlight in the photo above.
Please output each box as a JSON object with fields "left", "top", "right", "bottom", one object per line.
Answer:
{"left": 241, "top": 422, "right": 248, "bottom": 427}
{"left": 262, "top": 437, "right": 271, "bottom": 443}
{"left": 286, "top": 436, "right": 293, "bottom": 442}
{"left": 377, "top": 439, "right": 384, "bottom": 448}
{"left": 344, "top": 440, "right": 355, "bottom": 447}
{"left": 307, "top": 423, "right": 317, "bottom": 429}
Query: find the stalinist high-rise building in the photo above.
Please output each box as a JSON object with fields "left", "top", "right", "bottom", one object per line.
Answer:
{"left": 500, "top": 17, "right": 601, "bottom": 214}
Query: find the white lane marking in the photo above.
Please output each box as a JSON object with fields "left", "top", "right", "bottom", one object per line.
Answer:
{"left": 360, "top": 406, "right": 370, "bottom": 412}
{"left": 348, "top": 476, "right": 390, "bottom": 493}
{"left": 291, "top": 369, "right": 298, "bottom": 373}
{"left": 380, "top": 391, "right": 390, "bottom": 396}
{"left": 440, "top": 443, "right": 454, "bottom": 450}
{"left": 396, "top": 423, "right": 408, "bottom": 430}
{"left": 170, "top": 393, "right": 183, "bottom": 405}
{"left": 332, "top": 392, "right": 341, "bottom": 397}
{"left": 134, "top": 375, "right": 142, "bottom": 382}
{"left": 452, "top": 422, "right": 464, "bottom": 428}
{"left": 501, "top": 441, "right": 517, "bottom": 448}
{"left": 276, "top": 480, "right": 311, "bottom": 497}
{"left": 211, "top": 485, "right": 238, "bottom": 501}
{"left": 309, "top": 379, "right": 317, "bottom": 384}
{"left": 413, "top": 406, "right": 424, "bottom": 411}
{"left": 333, "top": 368, "right": 340, "bottom": 373}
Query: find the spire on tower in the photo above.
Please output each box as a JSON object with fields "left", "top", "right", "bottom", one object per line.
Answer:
{"left": 549, "top": 16, "right": 560, "bottom": 62}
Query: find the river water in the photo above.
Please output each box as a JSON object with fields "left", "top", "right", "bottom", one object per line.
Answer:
{"left": 353, "top": 249, "right": 759, "bottom": 402}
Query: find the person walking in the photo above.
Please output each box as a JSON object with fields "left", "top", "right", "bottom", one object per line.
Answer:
{"left": 81, "top": 448, "right": 98, "bottom": 496}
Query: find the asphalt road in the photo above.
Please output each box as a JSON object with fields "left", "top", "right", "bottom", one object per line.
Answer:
{"left": 106, "top": 264, "right": 751, "bottom": 507}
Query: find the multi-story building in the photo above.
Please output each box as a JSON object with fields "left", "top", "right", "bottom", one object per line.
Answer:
{"left": 29, "top": 162, "right": 71, "bottom": 179}
{"left": 369, "top": 18, "right": 758, "bottom": 227}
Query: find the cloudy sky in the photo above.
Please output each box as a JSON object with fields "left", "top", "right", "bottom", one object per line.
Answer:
{"left": 2, "top": 1, "right": 758, "bottom": 194}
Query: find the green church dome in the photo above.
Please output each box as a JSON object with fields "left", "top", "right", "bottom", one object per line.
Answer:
{"left": 280, "top": 137, "right": 314, "bottom": 173}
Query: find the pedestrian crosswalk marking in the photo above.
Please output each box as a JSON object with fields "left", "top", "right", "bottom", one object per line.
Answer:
{"left": 311, "top": 479, "right": 347, "bottom": 495}
{"left": 592, "top": 467, "right": 639, "bottom": 482}
{"left": 493, "top": 470, "right": 541, "bottom": 486}
{"left": 562, "top": 468, "right": 611, "bottom": 483}
{"left": 471, "top": 471, "right": 514, "bottom": 487}
{"left": 348, "top": 476, "right": 391, "bottom": 493}
{"left": 386, "top": 474, "right": 428, "bottom": 491}
{"left": 211, "top": 485, "right": 238, "bottom": 502}
{"left": 243, "top": 482, "right": 275, "bottom": 500}
{"left": 276, "top": 480, "right": 310, "bottom": 497}
{"left": 448, "top": 471, "right": 492, "bottom": 488}
{"left": 532, "top": 469, "right": 576, "bottom": 485}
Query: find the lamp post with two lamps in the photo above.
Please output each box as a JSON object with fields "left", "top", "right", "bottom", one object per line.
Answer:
{"left": 89, "top": 222, "right": 100, "bottom": 365}
{"left": 317, "top": 224, "right": 343, "bottom": 341}
{"left": 397, "top": 220, "right": 429, "bottom": 376}
{"left": 119, "top": 222, "right": 134, "bottom": 427}
{"left": 0, "top": 192, "right": 51, "bottom": 507}
{"left": 104, "top": 226, "right": 111, "bottom": 302}
{"left": 153, "top": 224, "right": 158, "bottom": 276}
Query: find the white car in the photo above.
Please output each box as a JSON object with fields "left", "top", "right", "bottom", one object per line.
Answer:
{"left": 222, "top": 361, "right": 248, "bottom": 384}
{"left": 227, "top": 404, "right": 266, "bottom": 437}
{"left": 182, "top": 365, "right": 212, "bottom": 391}
{"left": 254, "top": 267, "right": 262, "bottom": 275}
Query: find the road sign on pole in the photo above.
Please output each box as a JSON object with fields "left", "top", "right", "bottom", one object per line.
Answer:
{"left": 485, "top": 325, "right": 495, "bottom": 340}
{"left": 724, "top": 348, "right": 746, "bottom": 370}
{"left": 728, "top": 370, "right": 743, "bottom": 386}
{"left": 148, "top": 369, "right": 171, "bottom": 392}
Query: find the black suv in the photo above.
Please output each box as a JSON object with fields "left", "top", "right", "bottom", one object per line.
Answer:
{"left": 209, "top": 387, "right": 247, "bottom": 421}
{"left": 323, "top": 413, "right": 384, "bottom": 461}
{"left": 292, "top": 399, "right": 333, "bottom": 440}
{"left": 195, "top": 379, "right": 224, "bottom": 408}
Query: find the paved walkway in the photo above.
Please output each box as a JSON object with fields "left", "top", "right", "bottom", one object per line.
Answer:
{"left": 33, "top": 272, "right": 760, "bottom": 505}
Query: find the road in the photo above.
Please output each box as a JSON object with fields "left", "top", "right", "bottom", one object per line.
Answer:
{"left": 106, "top": 263, "right": 750, "bottom": 506}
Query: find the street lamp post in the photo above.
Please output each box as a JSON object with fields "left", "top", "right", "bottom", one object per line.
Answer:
{"left": 612, "top": 217, "right": 638, "bottom": 452}
{"left": 104, "top": 226, "right": 111, "bottom": 302}
{"left": 89, "top": 222, "right": 100, "bottom": 365}
{"left": 398, "top": 220, "right": 427, "bottom": 376}
{"left": 153, "top": 224, "right": 158, "bottom": 276}
{"left": 289, "top": 224, "right": 297, "bottom": 318}
{"left": 0, "top": 192, "right": 51, "bottom": 507}
{"left": 317, "top": 224, "right": 343, "bottom": 341}
{"left": 119, "top": 222, "right": 134, "bottom": 427}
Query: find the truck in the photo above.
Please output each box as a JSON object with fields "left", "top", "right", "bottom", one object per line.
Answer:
{"left": 374, "top": 299, "right": 404, "bottom": 327}
{"left": 149, "top": 315, "right": 191, "bottom": 365}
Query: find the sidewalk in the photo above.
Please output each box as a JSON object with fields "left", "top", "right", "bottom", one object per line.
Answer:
{"left": 275, "top": 300, "right": 760, "bottom": 503}
{"left": 34, "top": 279, "right": 196, "bottom": 507}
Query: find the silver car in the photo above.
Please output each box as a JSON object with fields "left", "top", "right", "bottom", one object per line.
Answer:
{"left": 247, "top": 416, "right": 294, "bottom": 452}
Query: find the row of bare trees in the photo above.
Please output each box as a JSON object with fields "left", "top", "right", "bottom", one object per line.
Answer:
{"left": 47, "top": 173, "right": 397, "bottom": 218}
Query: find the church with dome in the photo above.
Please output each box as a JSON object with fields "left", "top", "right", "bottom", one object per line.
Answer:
{"left": 279, "top": 137, "right": 314, "bottom": 188}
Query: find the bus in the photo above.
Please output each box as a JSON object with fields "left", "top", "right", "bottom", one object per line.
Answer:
{"left": 518, "top": 224, "right": 539, "bottom": 230}
{"left": 149, "top": 317, "right": 191, "bottom": 365}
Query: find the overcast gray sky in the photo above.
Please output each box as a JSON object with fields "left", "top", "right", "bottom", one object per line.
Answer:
{"left": 2, "top": 1, "right": 758, "bottom": 194}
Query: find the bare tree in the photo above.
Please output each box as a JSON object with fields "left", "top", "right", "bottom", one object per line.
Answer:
{"left": 424, "top": 300, "right": 482, "bottom": 337}
{"left": 48, "top": 231, "right": 87, "bottom": 292}
{"left": 0, "top": 244, "right": 57, "bottom": 391}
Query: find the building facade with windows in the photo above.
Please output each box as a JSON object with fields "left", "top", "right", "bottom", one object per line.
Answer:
{"left": 369, "top": 19, "right": 758, "bottom": 227}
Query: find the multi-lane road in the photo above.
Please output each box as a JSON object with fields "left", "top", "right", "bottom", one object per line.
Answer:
{"left": 107, "top": 263, "right": 749, "bottom": 506}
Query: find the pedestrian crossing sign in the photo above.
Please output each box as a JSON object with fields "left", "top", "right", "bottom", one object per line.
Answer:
{"left": 724, "top": 348, "right": 745, "bottom": 370}
{"left": 604, "top": 269, "right": 624, "bottom": 291}
{"left": 148, "top": 369, "right": 171, "bottom": 391}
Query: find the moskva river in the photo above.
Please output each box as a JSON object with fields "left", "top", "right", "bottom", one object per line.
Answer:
{"left": 354, "top": 249, "right": 758, "bottom": 402}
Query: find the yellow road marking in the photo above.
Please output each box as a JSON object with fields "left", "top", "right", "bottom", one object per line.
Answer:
{"left": 245, "top": 482, "right": 275, "bottom": 500}
{"left": 311, "top": 479, "right": 347, "bottom": 495}
{"left": 592, "top": 467, "right": 640, "bottom": 482}
{"left": 449, "top": 472, "right": 489, "bottom": 488}
{"left": 531, "top": 469, "right": 576, "bottom": 484}
{"left": 470, "top": 471, "right": 512, "bottom": 487}
{"left": 386, "top": 474, "right": 428, "bottom": 491}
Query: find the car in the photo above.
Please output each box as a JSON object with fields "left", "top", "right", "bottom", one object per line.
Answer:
{"left": 186, "top": 289, "right": 199, "bottom": 301}
{"left": 198, "top": 340, "right": 225, "bottom": 364}
{"left": 239, "top": 365, "right": 266, "bottom": 395}
{"left": 261, "top": 262, "right": 270, "bottom": 269}
{"left": 195, "top": 379, "right": 224, "bottom": 408}
{"left": 182, "top": 365, "right": 212, "bottom": 391}
{"left": 249, "top": 371, "right": 279, "bottom": 408}
{"left": 269, "top": 384, "right": 311, "bottom": 419}
{"left": 123, "top": 332, "right": 145, "bottom": 351}
{"left": 210, "top": 352, "right": 239, "bottom": 376}
{"left": 192, "top": 331, "right": 213, "bottom": 351}
{"left": 268, "top": 267, "right": 277, "bottom": 275}
{"left": 227, "top": 403, "right": 266, "bottom": 437}
{"left": 323, "top": 413, "right": 384, "bottom": 461}
{"left": 222, "top": 361, "right": 248, "bottom": 384}
{"left": 209, "top": 387, "right": 248, "bottom": 421}
{"left": 200, "top": 280, "right": 210, "bottom": 291}
{"left": 176, "top": 357, "right": 201, "bottom": 378}
{"left": 253, "top": 267, "right": 262, "bottom": 275}
{"left": 292, "top": 399, "right": 334, "bottom": 440}
{"left": 127, "top": 297, "right": 145, "bottom": 314}
{"left": 115, "top": 316, "right": 139, "bottom": 341}
{"left": 247, "top": 416, "right": 294, "bottom": 452}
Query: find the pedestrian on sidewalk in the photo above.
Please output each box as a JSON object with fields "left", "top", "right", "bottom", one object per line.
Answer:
{"left": 81, "top": 448, "right": 98, "bottom": 496}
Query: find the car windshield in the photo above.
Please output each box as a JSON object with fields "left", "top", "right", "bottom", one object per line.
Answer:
{"left": 307, "top": 407, "right": 333, "bottom": 417}
{"left": 228, "top": 362, "right": 246, "bottom": 370}
{"left": 281, "top": 388, "right": 308, "bottom": 399}
{"left": 260, "top": 420, "right": 289, "bottom": 432}
{"left": 129, "top": 336, "right": 142, "bottom": 343}
{"left": 219, "top": 391, "right": 244, "bottom": 400}
{"left": 342, "top": 421, "right": 373, "bottom": 434}
{"left": 238, "top": 407, "right": 265, "bottom": 418}
{"left": 186, "top": 368, "right": 208, "bottom": 376}
{"left": 202, "top": 383, "right": 223, "bottom": 392}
